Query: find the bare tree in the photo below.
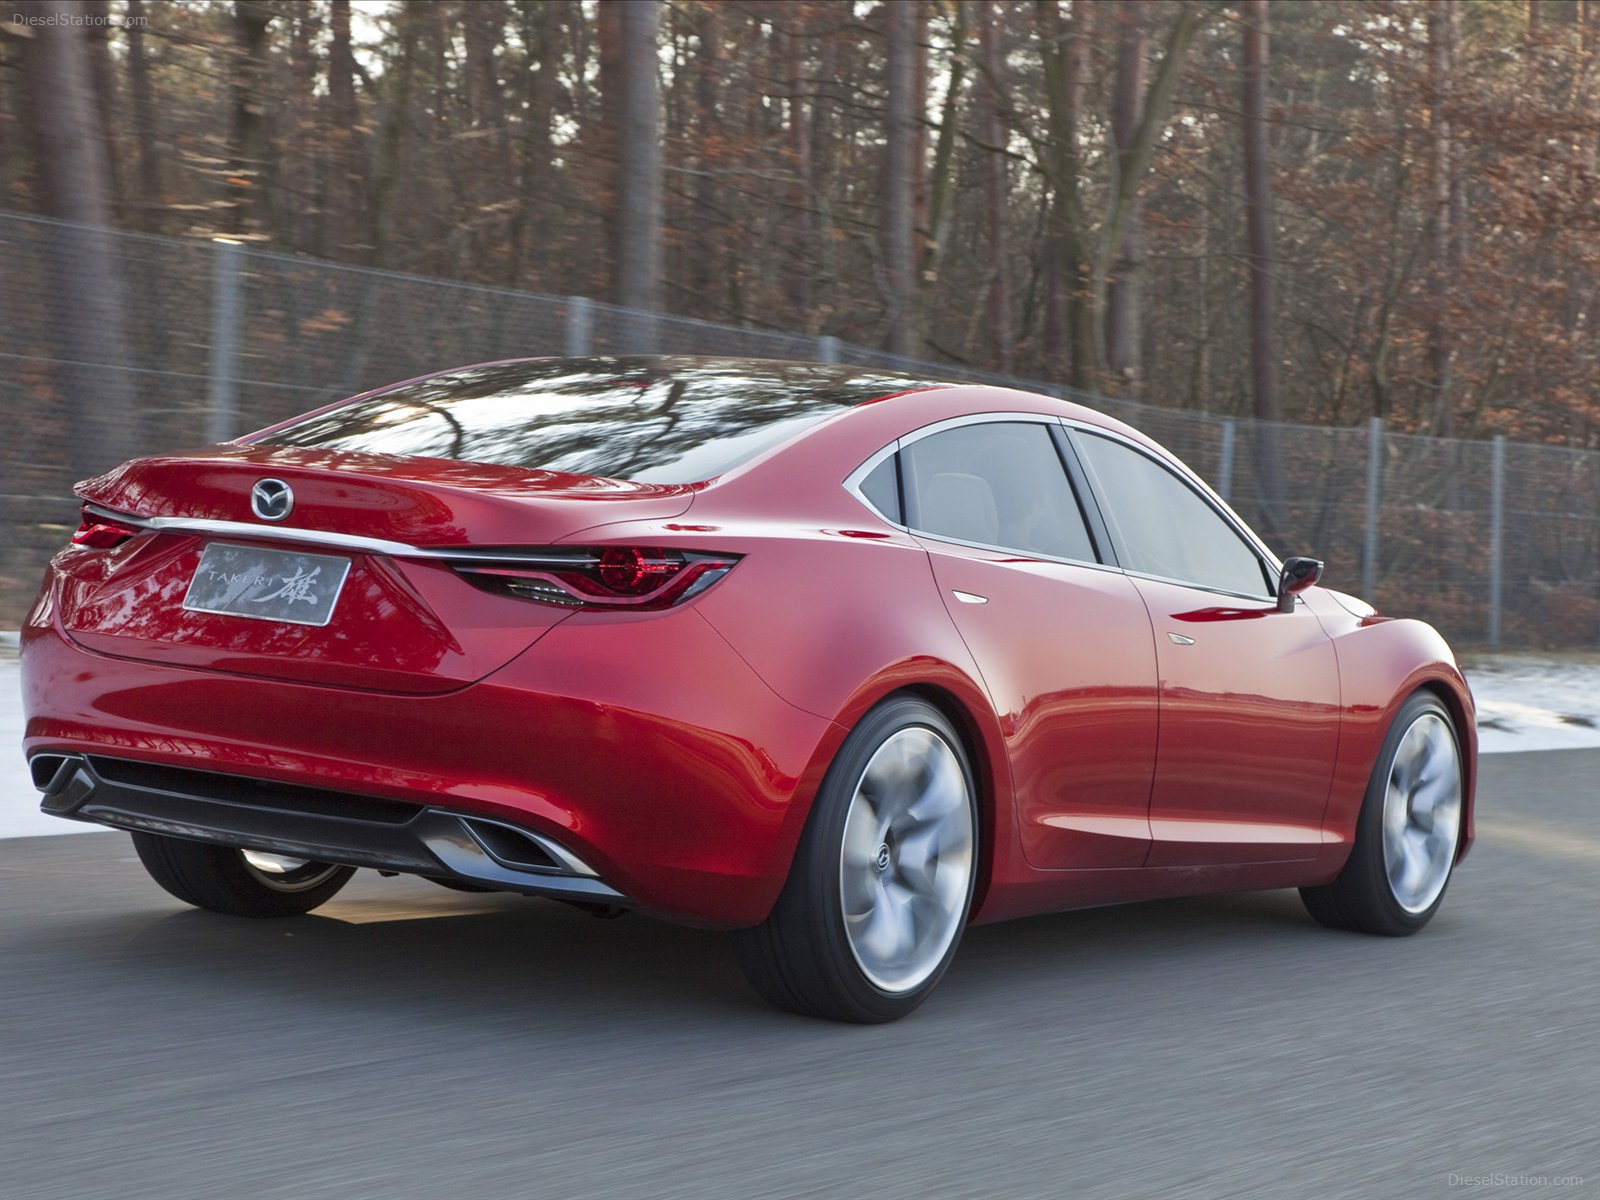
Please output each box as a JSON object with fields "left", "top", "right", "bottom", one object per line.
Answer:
{"left": 919, "top": 1, "right": 970, "bottom": 351}
{"left": 326, "top": 0, "right": 361, "bottom": 257}
{"left": 882, "top": 0, "right": 919, "bottom": 358}
{"left": 1037, "top": 0, "right": 1093, "bottom": 386}
{"left": 508, "top": 0, "right": 563, "bottom": 289}
{"left": 1242, "top": 0, "right": 1286, "bottom": 539}
{"left": 603, "top": 0, "right": 663, "bottom": 344}
{"left": 976, "top": 0, "right": 1013, "bottom": 372}
{"left": 228, "top": 1, "right": 275, "bottom": 240}
{"left": 1105, "top": 1, "right": 1148, "bottom": 386}
{"left": 124, "top": 0, "right": 161, "bottom": 228}
{"left": 1428, "top": 0, "right": 1463, "bottom": 438}
{"left": 16, "top": 0, "right": 135, "bottom": 479}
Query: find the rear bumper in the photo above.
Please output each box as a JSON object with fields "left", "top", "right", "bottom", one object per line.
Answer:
{"left": 21, "top": 602, "right": 842, "bottom": 927}
{"left": 33, "top": 752, "right": 627, "bottom": 904}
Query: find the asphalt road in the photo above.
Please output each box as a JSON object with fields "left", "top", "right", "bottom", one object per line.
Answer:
{"left": 1, "top": 751, "right": 1594, "bottom": 1200}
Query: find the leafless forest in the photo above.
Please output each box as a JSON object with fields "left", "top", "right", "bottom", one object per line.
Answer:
{"left": 5, "top": 1, "right": 1600, "bottom": 641}
{"left": 7, "top": 0, "right": 1600, "bottom": 442}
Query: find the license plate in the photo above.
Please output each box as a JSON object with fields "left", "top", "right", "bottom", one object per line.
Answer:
{"left": 182, "top": 543, "right": 352, "bottom": 627}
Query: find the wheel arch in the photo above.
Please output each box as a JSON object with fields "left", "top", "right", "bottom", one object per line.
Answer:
{"left": 1413, "top": 676, "right": 1477, "bottom": 864}
{"left": 1316, "top": 612, "right": 1478, "bottom": 867}
{"left": 747, "top": 661, "right": 1013, "bottom": 929}
{"left": 893, "top": 680, "right": 1005, "bottom": 924}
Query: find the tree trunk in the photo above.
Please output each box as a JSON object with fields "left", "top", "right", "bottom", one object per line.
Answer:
{"left": 1037, "top": 0, "right": 1095, "bottom": 389}
{"left": 17, "top": 0, "right": 136, "bottom": 480}
{"left": 977, "top": 0, "right": 1013, "bottom": 372}
{"left": 463, "top": 0, "right": 509, "bottom": 277}
{"left": 367, "top": 0, "right": 420, "bottom": 269}
{"left": 882, "top": 0, "right": 919, "bottom": 358}
{"left": 786, "top": 8, "right": 814, "bottom": 327}
{"left": 125, "top": 0, "right": 161, "bottom": 229}
{"left": 1428, "top": 0, "right": 1461, "bottom": 439}
{"left": 326, "top": 0, "right": 359, "bottom": 257}
{"left": 508, "top": 0, "right": 560, "bottom": 289}
{"left": 919, "top": 1, "right": 968, "bottom": 351}
{"left": 80, "top": 0, "right": 123, "bottom": 224}
{"left": 1242, "top": 0, "right": 1286, "bottom": 541}
{"left": 1105, "top": 1, "right": 1147, "bottom": 387}
{"left": 603, "top": 0, "right": 663, "bottom": 340}
{"left": 287, "top": 4, "right": 319, "bottom": 254}
{"left": 1095, "top": 2, "right": 1204, "bottom": 388}
{"left": 687, "top": 2, "right": 723, "bottom": 316}
{"left": 228, "top": 1, "right": 275, "bottom": 240}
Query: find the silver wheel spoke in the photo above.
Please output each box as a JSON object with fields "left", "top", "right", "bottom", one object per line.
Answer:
{"left": 839, "top": 724, "right": 974, "bottom": 994}
{"left": 852, "top": 883, "right": 912, "bottom": 964}
{"left": 240, "top": 849, "right": 344, "bottom": 895}
{"left": 841, "top": 798, "right": 881, "bottom": 873}
{"left": 1380, "top": 710, "right": 1463, "bottom": 914}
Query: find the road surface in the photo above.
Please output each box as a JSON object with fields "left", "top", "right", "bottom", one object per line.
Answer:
{"left": 0, "top": 749, "right": 1592, "bottom": 1199}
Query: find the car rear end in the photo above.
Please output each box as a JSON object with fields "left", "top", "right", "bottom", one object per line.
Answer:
{"left": 21, "top": 357, "right": 933, "bottom": 924}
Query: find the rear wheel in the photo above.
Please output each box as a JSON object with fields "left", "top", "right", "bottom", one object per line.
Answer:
{"left": 1301, "top": 691, "right": 1464, "bottom": 936}
{"left": 737, "top": 696, "right": 977, "bottom": 1023}
{"left": 132, "top": 833, "right": 355, "bottom": 918}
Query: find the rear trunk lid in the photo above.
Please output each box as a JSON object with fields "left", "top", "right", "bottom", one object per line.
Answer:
{"left": 57, "top": 446, "right": 694, "bottom": 694}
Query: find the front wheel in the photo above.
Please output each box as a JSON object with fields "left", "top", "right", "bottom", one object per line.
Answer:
{"left": 736, "top": 696, "right": 978, "bottom": 1023}
{"left": 132, "top": 833, "right": 355, "bottom": 918}
{"left": 1301, "top": 691, "right": 1464, "bottom": 936}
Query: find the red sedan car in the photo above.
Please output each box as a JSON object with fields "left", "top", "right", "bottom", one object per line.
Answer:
{"left": 21, "top": 357, "right": 1475, "bottom": 1022}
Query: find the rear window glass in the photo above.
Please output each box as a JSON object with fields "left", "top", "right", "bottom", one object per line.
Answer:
{"left": 251, "top": 357, "right": 943, "bottom": 484}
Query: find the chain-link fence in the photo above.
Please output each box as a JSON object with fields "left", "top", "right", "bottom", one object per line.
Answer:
{"left": 4, "top": 210, "right": 1598, "bottom": 646}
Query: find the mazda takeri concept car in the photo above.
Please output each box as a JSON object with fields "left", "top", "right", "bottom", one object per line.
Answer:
{"left": 20, "top": 357, "right": 1475, "bottom": 1021}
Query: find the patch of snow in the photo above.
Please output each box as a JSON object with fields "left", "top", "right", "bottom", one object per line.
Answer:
{"left": 1461, "top": 653, "right": 1600, "bottom": 755}
{"left": 1, "top": 653, "right": 107, "bottom": 839}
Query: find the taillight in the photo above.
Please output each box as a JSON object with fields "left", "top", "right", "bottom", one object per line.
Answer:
{"left": 597, "top": 546, "right": 675, "bottom": 596}
{"left": 71, "top": 507, "right": 141, "bottom": 549}
{"left": 454, "top": 547, "right": 739, "bottom": 611}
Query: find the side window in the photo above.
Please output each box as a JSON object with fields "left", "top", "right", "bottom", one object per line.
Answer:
{"left": 901, "top": 422, "right": 1097, "bottom": 561}
{"left": 1074, "top": 432, "right": 1272, "bottom": 597}
{"left": 858, "top": 455, "right": 901, "bottom": 524}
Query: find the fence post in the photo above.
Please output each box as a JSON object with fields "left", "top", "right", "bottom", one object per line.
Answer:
{"left": 205, "top": 238, "right": 243, "bottom": 445}
{"left": 565, "top": 296, "right": 594, "bottom": 357}
{"left": 1217, "top": 419, "right": 1236, "bottom": 503}
{"left": 1489, "top": 434, "right": 1505, "bottom": 647}
{"left": 817, "top": 335, "right": 841, "bottom": 364}
{"left": 1362, "top": 417, "right": 1383, "bottom": 601}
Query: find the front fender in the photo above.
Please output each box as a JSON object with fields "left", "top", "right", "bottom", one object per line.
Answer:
{"left": 1305, "top": 591, "right": 1477, "bottom": 867}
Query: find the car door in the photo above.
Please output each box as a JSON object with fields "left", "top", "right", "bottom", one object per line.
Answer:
{"left": 1070, "top": 429, "right": 1340, "bottom": 867}
{"left": 874, "top": 418, "right": 1160, "bottom": 870}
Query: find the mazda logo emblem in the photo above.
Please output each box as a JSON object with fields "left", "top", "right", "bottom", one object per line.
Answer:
{"left": 250, "top": 478, "right": 294, "bottom": 522}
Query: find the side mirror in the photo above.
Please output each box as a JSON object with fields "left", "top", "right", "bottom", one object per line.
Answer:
{"left": 1276, "top": 556, "right": 1323, "bottom": 613}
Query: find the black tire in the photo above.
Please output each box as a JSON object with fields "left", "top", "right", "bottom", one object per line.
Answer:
{"left": 736, "top": 696, "right": 978, "bottom": 1023}
{"left": 131, "top": 833, "right": 355, "bottom": 918}
{"left": 1301, "top": 691, "right": 1464, "bottom": 936}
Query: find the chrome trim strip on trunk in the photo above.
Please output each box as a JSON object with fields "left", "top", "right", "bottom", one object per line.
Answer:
{"left": 81, "top": 504, "right": 603, "bottom": 565}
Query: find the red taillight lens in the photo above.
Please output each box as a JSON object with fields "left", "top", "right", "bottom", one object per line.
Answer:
{"left": 455, "top": 547, "right": 739, "bottom": 611}
{"left": 596, "top": 546, "right": 675, "bottom": 596}
{"left": 71, "top": 508, "right": 140, "bottom": 549}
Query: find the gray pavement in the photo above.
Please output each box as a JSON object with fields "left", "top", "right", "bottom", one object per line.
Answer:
{"left": 0, "top": 749, "right": 1594, "bottom": 1199}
